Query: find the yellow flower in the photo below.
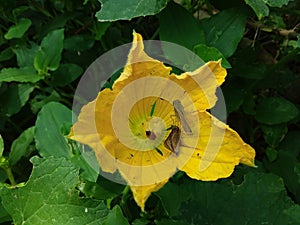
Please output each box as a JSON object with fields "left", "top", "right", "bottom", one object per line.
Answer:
{"left": 68, "top": 31, "right": 256, "bottom": 211}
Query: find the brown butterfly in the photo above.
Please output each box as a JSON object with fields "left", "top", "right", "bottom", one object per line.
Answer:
{"left": 164, "top": 125, "right": 181, "bottom": 155}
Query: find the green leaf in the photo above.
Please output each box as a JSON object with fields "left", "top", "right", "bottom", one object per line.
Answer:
{"left": 261, "top": 124, "right": 288, "bottom": 147}
{"left": 156, "top": 180, "right": 192, "bottom": 217}
{"left": 0, "top": 135, "right": 3, "bottom": 156}
{"left": 264, "top": 0, "right": 293, "bottom": 7}
{"left": 200, "top": 7, "right": 247, "bottom": 58}
{"left": 266, "top": 147, "right": 278, "bottom": 162}
{"left": 34, "top": 29, "right": 64, "bottom": 74}
{"left": 96, "top": 0, "right": 167, "bottom": 21}
{"left": 242, "top": 93, "right": 256, "bottom": 115}
{"left": 158, "top": 2, "right": 205, "bottom": 51}
{"left": 34, "top": 102, "right": 98, "bottom": 181}
{"left": 284, "top": 205, "right": 300, "bottom": 223}
{"left": 70, "top": 150, "right": 99, "bottom": 182}
{"left": 0, "top": 83, "right": 34, "bottom": 116}
{"left": 12, "top": 44, "right": 39, "bottom": 67}
{"left": 94, "top": 22, "right": 110, "bottom": 40}
{"left": 50, "top": 63, "right": 83, "bottom": 87}
{"left": 132, "top": 219, "right": 154, "bottom": 225}
{"left": 0, "top": 199, "right": 11, "bottom": 223}
{"left": 157, "top": 173, "right": 300, "bottom": 225}
{"left": 193, "top": 44, "right": 231, "bottom": 68}
{"left": 0, "top": 157, "right": 110, "bottom": 225}
{"left": 64, "top": 34, "right": 95, "bottom": 51}
{"left": 255, "top": 97, "right": 299, "bottom": 125}
{"left": 0, "top": 48, "right": 14, "bottom": 62}
{"left": 278, "top": 131, "right": 300, "bottom": 156}
{"left": 103, "top": 205, "right": 130, "bottom": 225}
{"left": 35, "top": 102, "right": 72, "bottom": 158}
{"left": 155, "top": 219, "right": 189, "bottom": 225}
{"left": 231, "top": 63, "right": 267, "bottom": 79}
{"left": 9, "top": 127, "right": 35, "bottom": 166}
{"left": 4, "top": 18, "right": 31, "bottom": 40}
{"left": 30, "top": 90, "right": 61, "bottom": 113}
{"left": 0, "top": 67, "right": 42, "bottom": 83}
{"left": 244, "top": 0, "right": 293, "bottom": 19}
{"left": 266, "top": 151, "right": 300, "bottom": 198}
{"left": 223, "top": 83, "right": 247, "bottom": 114}
{"left": 245, "top": 0, "right": 269, "bottom": 19}
{"left": 79, "top": 176, "right": 124, "bottom": 200}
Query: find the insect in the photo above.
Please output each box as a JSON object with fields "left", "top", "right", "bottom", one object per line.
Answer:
{"left": 173, "top": 99, "right": 192, "bottom": 134}
{"left": 164, "top": 125, "right": 181, "bottom": 155}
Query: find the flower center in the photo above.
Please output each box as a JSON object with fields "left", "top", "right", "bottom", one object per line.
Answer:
{"left": 128, "top": 97, "right": 173, "bottom": 152}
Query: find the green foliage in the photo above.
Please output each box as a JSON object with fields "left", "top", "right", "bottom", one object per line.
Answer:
{"left": 245, "top": 0, "right": 293, "bottom": 19}
{"left": 4, "top": 18, "right": 32, "bottom": 40}
{"left": 158, "top": 2, "right": 205, "bottom": 50}
{"left": 255, "top": 97, "right": 299, "bottom": 125}
{"left": 0, "top": 157, "right": 114, "bottom": 225}
{"left": 156, "top": 173, "right": 300, "bottom": 225}
{"left": 200, "top": 7, "right": 248, "bottom": 58}
{"left": 96, "top": 0, "right": 168, "bottom": 21}
{"left": 34, "top": 29, "right": 64, "bottom": 75}
{"left": 0, "top": 0, "right": 299, "bottom": 224}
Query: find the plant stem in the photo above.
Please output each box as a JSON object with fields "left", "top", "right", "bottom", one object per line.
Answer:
{"left": 5, "top": 167, "right": 16, "bottom": 186}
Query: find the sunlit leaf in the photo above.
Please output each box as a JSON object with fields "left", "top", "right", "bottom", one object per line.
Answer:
{"left": 4, "top": 18, "right": 31, "bottom": 40}
{"left": 96, "top": 0, "right": 167, "bottom": 21}
{"left": 0, "top": 157, "right": 110, "bottom": 225}
{"left": 0, "top": 67, "right": 41, "bottom": 83}
{"left": 35, "top": 102, "right": 72, "bottom": 158}
{"left": 34, "top": 29, "right": 64, "bottom": 74}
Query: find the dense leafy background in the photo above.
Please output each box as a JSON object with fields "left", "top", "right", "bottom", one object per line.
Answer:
{"left": 0, "top": 0, "right": 300, "bottom": 224}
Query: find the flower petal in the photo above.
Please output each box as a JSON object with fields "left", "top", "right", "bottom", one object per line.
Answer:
{"left": 114, "top": 31, "right": 172, "bottom": 89}
{"left": 180, "top": 111, "right": 256, "bottom": 181}
{"left": 130, "top": 178, "right": 169, "bottom": 211}
{"left": 169, "top": 60, "right": 226, "bottom": 112}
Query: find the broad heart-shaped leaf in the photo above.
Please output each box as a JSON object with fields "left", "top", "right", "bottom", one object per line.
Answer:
{"left": 200, "top": 7, "right": 247, "bottom": 58}
{"left": 35, "top": 102, "right": 72, "bottom": 158}
{"left": 34, "top": 29, "right": 64, "bottom": 74}
{"left": 96, "top": 0, "right": 167, "bottom": 21}
{"left": 0, "top": 67, "right": 42, "bottom": 83}
{"left": 4, "top": 18, "right": 31, "bottom": 40}
{"left": 156, "top": 173, "right": 300, "bottom": 225}
{"left": 255, "top": 97, "right": 299, "bottom": 125}
{"left": 158, "top": 1, "right": 205, "bottom": 51}
{"left": 0, "top": 83, "right": 34, "bottom": 116}
{"left": 0, "top": 157, "right": 110, "bottom": 225}
{"left": 9, "top": 127, "right": 35, "bottom": 166}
